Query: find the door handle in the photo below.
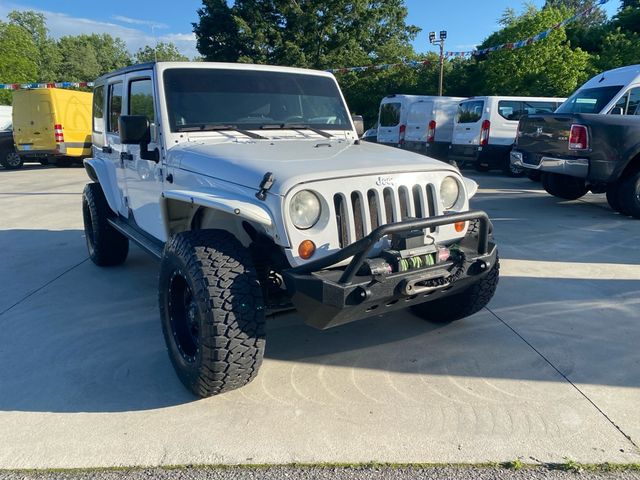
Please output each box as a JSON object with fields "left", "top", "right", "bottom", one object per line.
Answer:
{"left": 102, "top": 146, "right": 113, "bottom": 154}
{"left": 120, "top": 152, "right": 133, "bottom": 161}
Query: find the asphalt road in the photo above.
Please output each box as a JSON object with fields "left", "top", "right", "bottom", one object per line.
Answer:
{"left": 0, "top": 164, "right": 639, "bottom": 470}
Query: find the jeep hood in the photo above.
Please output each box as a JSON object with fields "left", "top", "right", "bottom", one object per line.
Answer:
{"left": 172, "top": 139, "right": 458, "bottom": 196}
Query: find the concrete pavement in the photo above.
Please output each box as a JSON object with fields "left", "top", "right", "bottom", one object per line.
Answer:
{"left": 0, "top": 166, "right": 639, "bottom": 469}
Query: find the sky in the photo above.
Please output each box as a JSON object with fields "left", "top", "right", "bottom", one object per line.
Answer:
{"left": 0, "top": 0, "right": 622, "bottom": 62}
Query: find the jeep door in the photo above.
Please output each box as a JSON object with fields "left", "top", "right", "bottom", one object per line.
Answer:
{"left": 122, "top": 73, "right": 165, "bottom": 241}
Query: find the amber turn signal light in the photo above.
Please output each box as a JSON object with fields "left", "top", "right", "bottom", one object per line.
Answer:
{"left": 454, "top": 221, "right": 466, "bottom": 232}
{"left": 298, "top": 240, "right": 316, "bottom": 260}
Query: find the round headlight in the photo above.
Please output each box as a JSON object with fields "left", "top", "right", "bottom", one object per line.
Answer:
{"left": 289, "top": 190, "right": 321, "bottom": 230}
{"left": 440, "top": 176, "right": 460, "bottom": 210}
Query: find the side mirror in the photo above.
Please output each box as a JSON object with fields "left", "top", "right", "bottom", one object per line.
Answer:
{"left": 118, "top": 115, "right": 159, "bottom": 163}
{"left": 610, "top": 106, "right": 624, "bottom": 115}
{"left": 352, "top": 115, "right": 365, "bottom": 137}
{"left": 119, "top": 115, "right": 150, "bottom": 144}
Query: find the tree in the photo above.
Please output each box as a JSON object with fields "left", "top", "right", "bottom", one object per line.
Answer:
{"left": 56, "top": 34, "right": 131, "bottom": 81}
{"left": 135, "top": 42, "right": 189, "bottom": 63}
{"left": 193, "top": 0, "right": 419, "bottom": 69}
{"left": 6, "top": 10, "right": 59, "bottom": 81}
{"left": 474, "top": 5, "right": 591, "bottom": 97}
{"left": 0, "top": 22, "right": 39, "bottom": 104}
{"left": 544, "top": 0, "right": 606, "bottom": 27}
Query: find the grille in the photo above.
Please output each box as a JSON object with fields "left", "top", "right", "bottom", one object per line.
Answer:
{"left": 333, "top": 183, "right": 437, "bottom": 248}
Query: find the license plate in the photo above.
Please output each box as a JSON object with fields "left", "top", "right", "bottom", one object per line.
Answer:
{"left": 21, "top": 145, "right": 31, "bottom": 151}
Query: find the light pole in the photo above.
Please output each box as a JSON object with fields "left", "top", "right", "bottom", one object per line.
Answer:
{"left": 429, "top": 30, "right": 447, "bottom": 96}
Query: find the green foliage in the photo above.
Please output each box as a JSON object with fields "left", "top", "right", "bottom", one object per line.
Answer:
{"left": 474, "top": 5, "right": 590, "bottom": 96}
{"left": 194, "top": 0, "right": 419, "bottom": 69}
{"left": 135, "top": 42, "right": 189, "bottom": 63}
{"left": 0, "top": 22, "right": 39, "bottom": 104}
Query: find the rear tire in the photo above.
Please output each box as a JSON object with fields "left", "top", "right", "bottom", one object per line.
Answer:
{"left": 411, "top": 257, "right": 500, "bottom": 324}
{"left": 0, "top": 147, "right": 23, "bottom": 170}
{"left": 542, "top": 173, "right": 588, "bottom": 200}
{"left": 618, "top": 171, "right": 640, "bottom": 219}
{"left": 82, "top": 183, "right": 129, "bottom": 266}
{"left": 159, "top": 230, "right": 266, "bottom": 397}
{"left": 606, "top": 183, "right": 624, "bottom": 214}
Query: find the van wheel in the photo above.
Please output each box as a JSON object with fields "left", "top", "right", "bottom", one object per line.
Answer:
{"left": 411, "top": 257, "right": 500, "bottom": 324}
{"left": 82, "top": 183, "right": 129, "bottom": 266}
{"left": 503, "top": 162, "right": 525, "bottom": 177}
{"left": 159, "top": 230, "right": 266, "bottom": 398}
{"left": 618, "top": 171, "right": 640, "bottom": 219}
{"left": 0, "top": 148, "right": 23, "bottom": 170}
{"left": 475, "top": 163, "right": 490, "bottom": 172}
{"left": 542, "top": 173, "right": 588, "bottom": 200}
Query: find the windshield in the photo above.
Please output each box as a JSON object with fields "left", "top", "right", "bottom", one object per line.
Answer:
{"left": 555, "top": 86, "right": 623, "bottom": 114}
{"left": 163, "top": 68, "right": 351, "bottom": 132}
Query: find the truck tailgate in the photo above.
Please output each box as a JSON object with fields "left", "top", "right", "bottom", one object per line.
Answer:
{"left": 516, "top": 114, "right": 575, "bottom": 158}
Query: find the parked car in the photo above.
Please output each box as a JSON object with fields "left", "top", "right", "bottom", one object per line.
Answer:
{"left": 0, "top": 129, "right": 22, "bottom": 170}
{"left": 12, "top": 88, "right": 92, "bottom": 168}
{"left": 362, "top": 122, "right": 378, "bottom": 143}
{"left": 83, "top": 61, "right": 499, "bottom": 398}
{"left": 449, "top": 96, "right": 565, "bottom": 176}
{"left": 511, "top": 64, "right": 640, "bottom": 218}
{"left": 377, "top": 94, "right": 429, "bottom": 147}
{"left": 402, "top": 96, "right": 464, "bottom": 161}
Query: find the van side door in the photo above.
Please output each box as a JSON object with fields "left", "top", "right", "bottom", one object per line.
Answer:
{"left": 122, "top": 73, "right": 166, "bottom": 241}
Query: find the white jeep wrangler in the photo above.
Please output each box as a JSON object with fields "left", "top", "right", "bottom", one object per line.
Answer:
{"left": 83, "top": 62, "right": 499, "bottom": 397}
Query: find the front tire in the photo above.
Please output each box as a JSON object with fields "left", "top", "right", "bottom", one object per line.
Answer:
{"left": 411, "top": 257, "right": 500, "bottom": 324}
{"left": 542, "top": 173, "right": 588, "bottom": 200}
{"left": 82, "top": 183, "right": 129, "bottom": 266}
{"left": 159, "top": 230, "right": 266, "bottom": 397}
{"left": 0, "top": 148, "right": 23, "bottom": 170}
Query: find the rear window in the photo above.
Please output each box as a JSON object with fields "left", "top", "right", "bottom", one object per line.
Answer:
{"left": 379, "top": 102, "right": 401, "bottom": 127}
{"left": 457, "top": 100, "right": 484, "bottom": 123}
{"left": 497, "top": 100, "right": 523, "bottom": 121}
{"left": 556, "top": 86, "right": 623, "bottom": 114}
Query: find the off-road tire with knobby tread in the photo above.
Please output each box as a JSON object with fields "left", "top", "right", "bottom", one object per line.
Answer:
{"left": 618, "top": 170, "right": 640, "bottom": 219}
{"left": 82, "top": 183, "right": 129, "bottom": 266}
{"left": 159, "top": 229, "right": 266, "bottom": 398}
{"left": 411, "top": 256, "right": 500, "bottom": 324}
{"left": 542, "top": 172, "right": 588, "bottom": 200}
{"left": 0, "top": 146, "right": 23, "bottom": 170}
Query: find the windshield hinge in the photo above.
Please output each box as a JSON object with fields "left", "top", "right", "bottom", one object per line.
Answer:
{"left": 256, "top": 172, "right": 275, "bottom": 201}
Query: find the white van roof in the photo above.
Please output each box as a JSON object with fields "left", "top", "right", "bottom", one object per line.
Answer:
{"left": 460, "top": 96, "right": 566, "bottom": 102}
{"left": 580, "top": 64, "right": 640, "bottom": 89}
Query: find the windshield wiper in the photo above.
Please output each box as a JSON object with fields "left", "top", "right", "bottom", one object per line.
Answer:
{"left": 175, "top": 124, "right": 267, "bottom": 140}
{"left": 260, "top": 123, "right": 334, "bottom": 139}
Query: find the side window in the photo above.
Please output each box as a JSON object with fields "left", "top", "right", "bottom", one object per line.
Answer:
{"left": 498, "top": 100, "right": 523, "bottom": 121}
{"left": 92, "top": 85, "right": 104, "bottom": 133}
{"left": 129, "top": 78, "right": 155, "bottom": 125}
{"left": 108, "top": 82, "right": 123, "bottom": 134}
{"left": 626, "top": 88, "right": 640, "bottom": 116}
{"left": 525, "top": 101, "right": 556, "bottom": 115}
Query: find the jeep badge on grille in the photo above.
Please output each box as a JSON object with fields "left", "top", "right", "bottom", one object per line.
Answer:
{"left": 376, "top": 176, "right": 395, "bottom": 187}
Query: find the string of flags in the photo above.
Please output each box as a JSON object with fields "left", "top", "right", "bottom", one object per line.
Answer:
{"left": 328, "top": 0, "right": 609, "bottom": 74}
{"left": 0, "top": 81, "right": 94, "bottom": 91}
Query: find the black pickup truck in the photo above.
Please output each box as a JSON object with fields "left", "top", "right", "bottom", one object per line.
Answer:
{"left": 511, "top": 72, "right": 640, "bottom": 219}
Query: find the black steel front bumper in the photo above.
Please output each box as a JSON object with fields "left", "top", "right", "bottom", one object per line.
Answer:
{"left": 283, "top": 211, "right": 497, "bottom": 330}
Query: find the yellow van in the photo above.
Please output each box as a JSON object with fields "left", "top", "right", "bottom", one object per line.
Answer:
{"left": 12, "top": 88, "right": 92, "bottom": 165}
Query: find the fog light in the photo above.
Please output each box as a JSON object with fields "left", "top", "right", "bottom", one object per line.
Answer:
{"left": 455, "top": 221, "right": 466, "bottom": 232}
{"left": 298, "top": 240, "right": 316, "bottom": 260}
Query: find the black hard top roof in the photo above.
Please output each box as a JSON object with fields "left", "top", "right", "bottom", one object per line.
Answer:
{"left": 95, "top": 62, "right": 156, "bottom": 84}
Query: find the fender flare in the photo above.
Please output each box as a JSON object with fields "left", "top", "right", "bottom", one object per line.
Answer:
{"left": 83, "top": 158, "right": 123, "bottom": 214}
{"left": 160, "top": 189, "right": 274, "bottom": 237}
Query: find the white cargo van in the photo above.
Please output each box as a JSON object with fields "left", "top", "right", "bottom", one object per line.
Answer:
{"left": 403, "top": 96, "right": 464, "bottom": 160}
{"left": 0, "top": 105, "right": 12, "bottom": 131}
{"left": 377, "top": 94, "right": 429, "bottom": 147}
{"left": 449, "top": 96, "right": 565, "bottom": 175}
